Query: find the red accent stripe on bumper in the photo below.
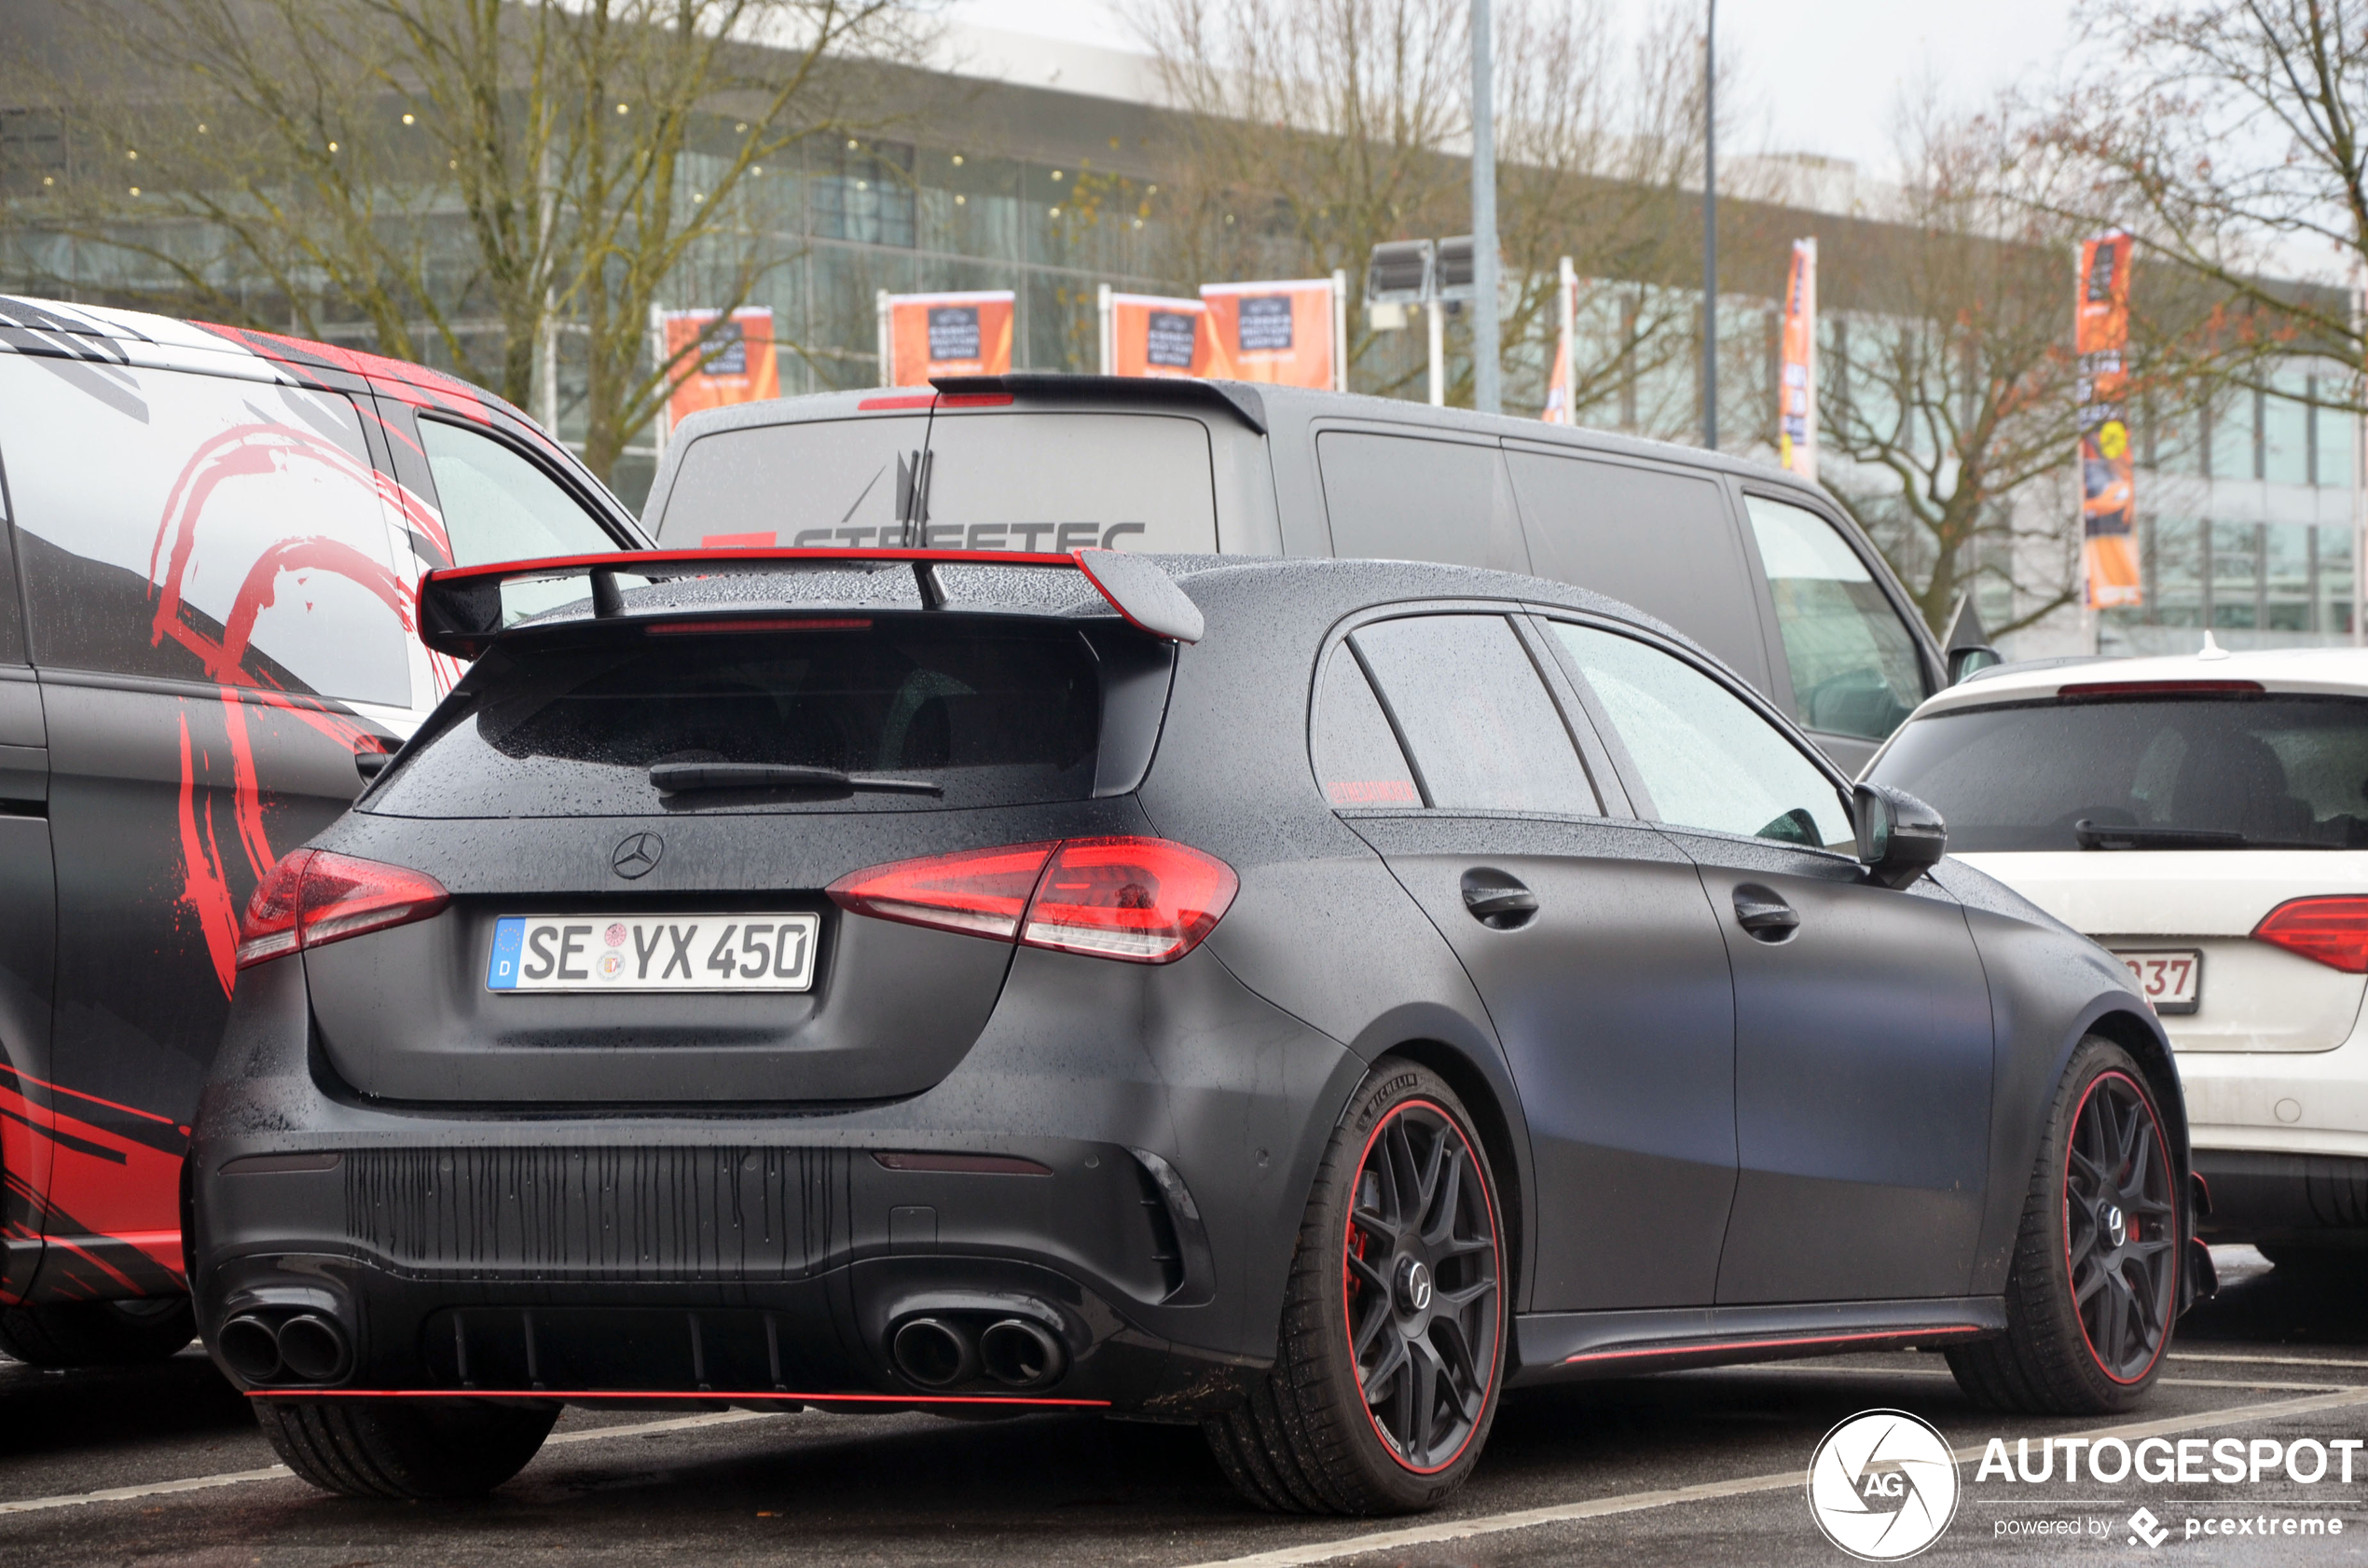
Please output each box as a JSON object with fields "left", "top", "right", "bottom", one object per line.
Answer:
{"left": 248, "top": 1388, "right": 1110, "bottom": 1408}
{"left": 1563, "top": 1324, "right": 1988, "bottom": 1366}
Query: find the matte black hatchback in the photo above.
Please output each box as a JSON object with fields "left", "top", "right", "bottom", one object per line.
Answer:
{"left": 191, "top": 548, "right": 2206, "bottom": 1511}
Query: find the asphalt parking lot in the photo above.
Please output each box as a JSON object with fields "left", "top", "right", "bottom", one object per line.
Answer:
{"left": 0, "top": 1249, "right": 2362, "bottom": 1566}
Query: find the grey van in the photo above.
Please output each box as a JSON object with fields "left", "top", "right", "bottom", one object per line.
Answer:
{"left": 642, "top": 376, "right": 1961, "bottom": 772}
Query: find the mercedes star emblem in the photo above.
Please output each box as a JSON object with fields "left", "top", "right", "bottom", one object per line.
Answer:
{"left": 611, "top": 832, "right": 664, "bottom": 879}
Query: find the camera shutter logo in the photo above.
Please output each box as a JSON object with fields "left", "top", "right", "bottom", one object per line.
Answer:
{"left": 1805, "top": 1409, "right": 1959, "bottom": 1561}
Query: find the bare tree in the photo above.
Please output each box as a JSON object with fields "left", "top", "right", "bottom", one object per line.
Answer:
{"left": 1820, "top": 104, "right": 2109, "bottom": 637}
{"left": 15, "top": 0, "right": 917, "bottom": 480}
{"left": 1125, "top": 0, "right": 1728, "bottom": 409}
{"left": 2035, "top": 0, "right": 2366, "bottom": 406}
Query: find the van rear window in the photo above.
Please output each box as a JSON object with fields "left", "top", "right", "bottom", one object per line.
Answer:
{"left": 655, "top": 411, "right": 1219, "bottom": 555}
{"left": 366, "top": 621, "right": 1103, "bottom": 818}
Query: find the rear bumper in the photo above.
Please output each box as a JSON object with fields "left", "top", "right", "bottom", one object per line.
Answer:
{"left": 2175, "top": 1020, "right": 2368, "bottom": 1163}
{"left": 190, "top": 945, "right": 1364, "bottom": 1411}
{"left": 2192, "top": 1148, "right": 2368, "bottom": 1246}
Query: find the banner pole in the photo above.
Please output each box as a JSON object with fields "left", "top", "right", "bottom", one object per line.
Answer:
{"left": 1098, "top": 284, "right": 1114, "bottom": 378}
{"left": 1428, "top": 303, "right": 1446, "bottom": 407}
{"left": 1557, "top": 255, "right": 1576, "bottom": 423}
{"left": 2354, "top": 275, "right": 2365, "bottom": 647}
{"left": 875, "top": 289, "right": 892, "bottom": 388}
{"left": 1802, "top": 237, "right": 1818, "bottom": 482}
{"left": 1331, "top": 269, "right": 1348, "bottom": 392}
{"left": 648, "top": 302, "right": 669, "bottom": 460}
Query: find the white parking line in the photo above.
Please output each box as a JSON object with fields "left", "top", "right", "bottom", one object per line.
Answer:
{"left": 1174, "top": 1386, "right": 2368, "bottom": 1568}
{"left": 1732, "top": 1363, "right": 2357, "bottom": 1393}
{"left": 0, "top": 1409, "right": 779, "bottom": 1518}
{"left": 2175, "top": 1352, "right": 2368, "bottom": 1369}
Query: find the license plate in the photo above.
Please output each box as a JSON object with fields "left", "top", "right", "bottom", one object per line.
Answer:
{"left": 487, "top": 915, "right": 819, "bottom": 994}
{"left": 2115, "top": 949, "right": 2201, "bottom": 1015}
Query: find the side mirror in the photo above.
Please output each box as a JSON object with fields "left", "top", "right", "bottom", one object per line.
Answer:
{"left": 1948, "top": 644, "right": 2003, "bottom": 684}
{"left": 1854, "top": 782, "right": 1948, "bottom": 889}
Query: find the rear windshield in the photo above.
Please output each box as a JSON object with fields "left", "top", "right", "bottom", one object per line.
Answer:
{"left": 1869, "top": 695, "right": 2368, "bottom": 851}
{"left": 654, "top": 411, "right": 1219, "bottom": 555}
{"left": 366, "top": 621, "right": 1103, "bottom": 818}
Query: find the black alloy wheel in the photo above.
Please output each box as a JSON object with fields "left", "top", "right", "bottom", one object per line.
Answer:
{"left": 2064, "top": 1069, "right": 2178, "bottom": 1383}
{"left": 1948, "top": 1035, "right": 2181, "bottom": 1415}
{"left": 1203, "top": 1060, "right": 1506, "bottom": 1514}
{"left": 1342, "top": 1101, "right": 1500, "bottom": 1472}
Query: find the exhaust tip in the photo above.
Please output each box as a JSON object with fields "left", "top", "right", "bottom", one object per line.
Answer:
{"left": 979, "top": 1317, "right": 1066, "bottom": 1389}
{"left": 890, "top": 1316, "right": 976, "bottom": 1387}
{"left": 275, "top": 1314, "right": 351, "bottom": 1383}
{"left": 215, "top": 1314, "right": 282, "bottom": 1382}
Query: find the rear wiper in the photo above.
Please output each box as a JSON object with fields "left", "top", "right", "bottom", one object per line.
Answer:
{"left": 2073, "top": 818, "right": 2328, "bottom": 851}
{"left": 649, "top": 762, "right": 942, "bottom": 797}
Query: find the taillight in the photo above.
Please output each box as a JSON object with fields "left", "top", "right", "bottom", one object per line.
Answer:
{"left": 232, "top": 849, "right": 451, "bottom": 970}
{"left": 1023, "top": 838, "right": 1238, "bottom": 961}
{"left": 2252, "top": 896, "right": 2368, "bottom": 973}
{"left": 827, "top": 836, "right": 1237, "bottom": 965}
{"left": 826, "top": 842, "right": 1058, "bottom": 941}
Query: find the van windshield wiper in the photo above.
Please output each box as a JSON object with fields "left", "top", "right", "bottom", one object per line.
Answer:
{"left": 649, "top": 762, "right": 942, "bottom": 797}
{"left": 2073, "top": 818, "right": 2328, "bottom": 851}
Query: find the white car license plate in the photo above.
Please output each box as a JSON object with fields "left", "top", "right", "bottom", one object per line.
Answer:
{"left": 2115, "top": 949, "right": 2201, "bottom": 1015}
{"left": 487, "top": 914, "right": 819, "bottom": 994}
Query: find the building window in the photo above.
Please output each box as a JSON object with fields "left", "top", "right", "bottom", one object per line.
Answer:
{"left": 812, "top": 140, "right": 916, "bottom": 248}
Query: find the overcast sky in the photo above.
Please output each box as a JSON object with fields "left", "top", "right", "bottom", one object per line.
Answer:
{"left": 945, "top": 0, "right": 2082, "bottom": 175}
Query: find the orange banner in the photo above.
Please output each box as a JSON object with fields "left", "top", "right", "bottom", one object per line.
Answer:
{"left": 663, "top": 308, "right": 778, "bottom": 428}
{"left": 1779, "top": 239, "right": 1816, "bottom": 480}
{"left": 1201, "top": 279, "right": 1338, "bottom": 389}
{"left": 1110, "top": 294, "right": 1211, "bottom": 378}
{"left": 2076, "top": 232, "right": 2140, "bottom": 609}
{"left": 885, "top": 291, "right": 1013, "bottom": 386}
{"left": 1542, "top": 261, "right": 1575, "bottom": 425}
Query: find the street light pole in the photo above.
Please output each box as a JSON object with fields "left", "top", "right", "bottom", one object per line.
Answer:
{"left": 1700, "top": 0, "right": 1717, "bottom": 450}
{"left": 1471, "top": 0, "right": 1500, "bottom": 415}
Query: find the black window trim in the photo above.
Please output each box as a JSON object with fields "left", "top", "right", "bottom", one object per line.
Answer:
{"left": 1527, "top": 603, "right": 1861, "bottom": 860}
{"left": 1309, "top": 597, "right": 1632, "bottom": 824}
{"left": 411, "top": 409, "right": 644, "bottom": 557}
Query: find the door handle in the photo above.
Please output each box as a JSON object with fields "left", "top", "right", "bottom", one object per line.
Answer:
{"left": 1461, "top": 869, "right": 1538, "bottom": 929}
{"left": 1732, "top": 885, "right": 1799, "bottom": 942}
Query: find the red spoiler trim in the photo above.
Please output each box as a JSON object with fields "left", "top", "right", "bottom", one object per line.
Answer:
{"left": 415, "top": 547, "right": 1203, "bottom": 658}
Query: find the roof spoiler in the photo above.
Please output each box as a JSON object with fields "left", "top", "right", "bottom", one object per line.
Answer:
{"left": 415, "top": 546, "right": 1205, "bottom": 659}
{"left": 928, "top": 373, "right": 1268, "bottom": 434}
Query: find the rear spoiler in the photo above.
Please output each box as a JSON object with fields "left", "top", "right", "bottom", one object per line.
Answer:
{"left": 415, "top": 546, "right": 1205, "bottom": 659}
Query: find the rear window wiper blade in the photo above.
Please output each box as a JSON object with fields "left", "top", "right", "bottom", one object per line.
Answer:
{"left": 649, "top": 762, "right": 942, "bottom": 797}
{"left": 2073, "top": 818, "right": 2328, "bottom": 851}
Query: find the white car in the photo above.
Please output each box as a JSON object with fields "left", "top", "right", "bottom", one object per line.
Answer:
{"left": 1865, "top": 640, "right": 2368, "bottom": 1271}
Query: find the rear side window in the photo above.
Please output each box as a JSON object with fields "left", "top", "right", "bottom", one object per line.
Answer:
{"left": 368, "top": 620, "right": 1105, "bottom": 818}
{"left": 1506, "top": 451, "right": 1769, "bottom": 690}
{"left": 1553, "top": 622, "right": 1851, "bottom": 849}
{"left": 1744, "top": 494, "right": 1927, "bottom": 741}
{"left": 1350, "top": 615, "right": 1598, "bottom": 815}
{"left": 1317, "top": 433, "right": 1523, "bottom": 570}
{"left": 656, "top": 412, "right": 1218, "bottom": 554}
{"left": 418, "top": 418, "right": 619, "bottom": 566}
{"left": 1310, "top": 645, "right": 1418, "bottom": 806}
{"left": 1870, "top": 695, "right": 2368, "bottom": 852}
{"left": 0, "top": 354, "right": 408, "bottom": 706}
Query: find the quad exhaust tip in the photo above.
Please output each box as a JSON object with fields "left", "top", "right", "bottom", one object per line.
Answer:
{"left": 979, "top": 1318, "right": 1065, "bottom": 1389}
{"left": 890, "top": 1316, "right": 977, "bottom": 1387}
{"left": 216, "top": 1311, "right": 351, "bottom": 1386}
